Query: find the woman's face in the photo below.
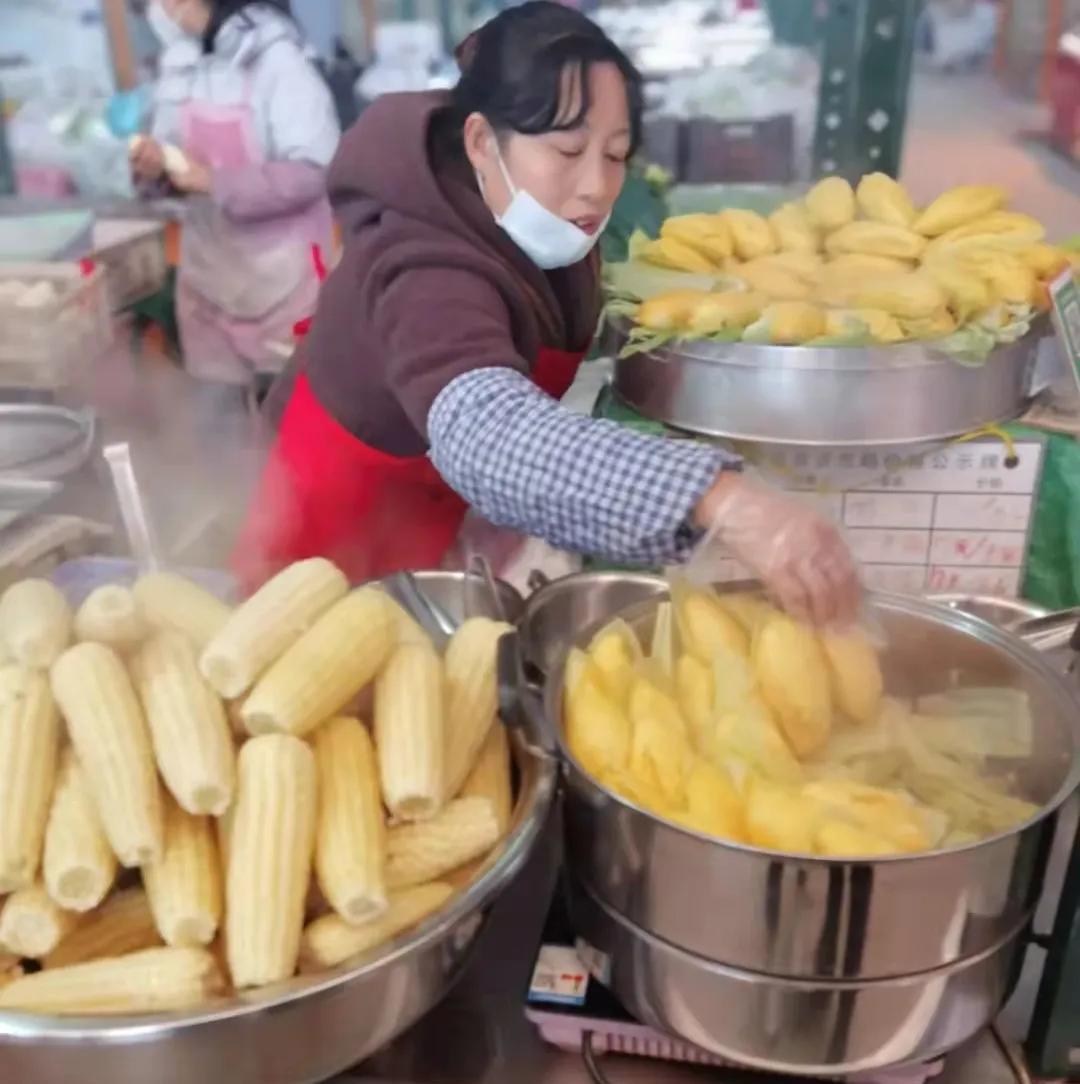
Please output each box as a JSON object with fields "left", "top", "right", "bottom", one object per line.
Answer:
{"left": 465, "top": 61, "right": 632, "bottom": 237}
{"left": 160, "top": 0, "right": 212, "bottom": 35}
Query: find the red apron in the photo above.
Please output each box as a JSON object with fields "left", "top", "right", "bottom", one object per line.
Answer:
{"left": 233, "top": 348, "right": 586, "bottom": 589}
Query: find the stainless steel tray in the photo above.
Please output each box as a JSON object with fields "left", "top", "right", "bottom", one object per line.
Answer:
{"left": 610, "top": 317, "right": 1044, "bottom": 446}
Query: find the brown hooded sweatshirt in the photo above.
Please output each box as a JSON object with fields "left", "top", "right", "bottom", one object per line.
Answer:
{"left": 275, "top": 91, "right": 602, "bottom": 457}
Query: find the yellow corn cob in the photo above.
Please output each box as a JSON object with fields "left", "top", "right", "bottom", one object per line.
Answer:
{"left": 131, "top": 630, "right": 236, "bottom": 817}
{"left": 686, "top": 290, "right": 766, "bottom": 335}
{"left": 714, "top": 592, "right": 775, "bottom": 635}
{"left": 0, "top": 666, "right": 60, "bottom": 892}
{"left": 639, "top": 237, "right": 717, "bottom": 274}
{"left": 375, "top": 641, "right": 443, "bottom": 819}
{"left": 442, "top": 617, "right": 514, "bottom": 799}
{"left": 0, "top": 883, "right": 79, "bottom": 958}
{"left": 0, "top": 579, "right": 72, "bottom": 669}
{"left": 804, "top": 177, "right": 856, "bottom": 231}
{"left": 142, "top": 795, "right": 222, "bottom": 948}
{"left": 824, "top": 253, "right": 915, "bottom": 279}
{"left": 661, "top": 214, "right": 733, "bottom": 262}
{"left": 814, "top": 820, "right": 900, "bottom": 858}
{"left": 819, "top": 630, "right": 883, "bottom": 725}
{"left": 201, "top": 558, "right": 348, "bottom": 699}
{"left": 677, "top": 589, "right": 748, "bottom": 661}
{"left": 753, "top": 613, "right": 832, "bottom": 759}
{"left": 1022, "top": 243, "right": 1071, "bottom": 280}
{"left": 735, "top": 262, "right": 812, "bottom": 301}
{"left": 51, "top": 643, "right": 163, "bottom": 868}
{"left": 299, "top": 883, "right": 454, "bottom": 973}
{"left": 635, "top": 289, "right": 712, "bottom": 332}
{"left": 73, "top": 586, "right": 145, "bottom": 652}
{"left": 816, "top": 273, "right": 947, "bottom": 320}
{"left": 927, "top": 210, "right": 1045, "bottom": 251}
{"left": 768, "top": 202, "right": 820, "bottom": 253}
{"left": 675, "top": 654, "right": 715, "bottom": 758}
{"left": 313, "top": 717, "right": 388, "bottom": 926}
{"left": 746, "top": 251, "right": 823, "bottom": 281}
{"left": 628, "top": 680, "right": 694, "bottom": 807}
{"left": 900, "top": 309, "right": 958, "bottom": 340}
{"left": 672, "top": 758, "right": 745, "bottom": 841}
{"left": 720, "top": 208, "right": 776, "bottom": 260}
{"left": 745, "top": 778, "right": 818, "bottom": 853}
{"left": 386, "top": 797, "right": 501, "bottom": 889}
{"left": 913, "top": 184, "right": 1006, "bottom": 237}
{"left": 563, "top": 649, "right": 632, "bottom": 779}
{"left": 44, "top": 887, "right": 161, "bottom": 968}
{"left": 461, "top": 724, "right": 513, "bottom": 834}
{"left": 241, "top": 588, "right": 397, "bottom": 739}
{"left": 133, "top": 572, "right": 232, "bottom": 652}
{"left": 855, "top": 172, "right": 917, "bottom": 227}
{"left": 921, "top": 260, "right": 992, "bottom": 322}
{"left": 745, "top": 301, "right": 827, "bottom": 345}
{"left": 974, "top": 254, "right": 1038, "bottom": 306}
{"left": 226, "top": 734, "right": 317, "bottom": 988}
{"left": 825, "top": 222, "right": 926, "bottom": 261}
{"left": 43, "top": 748, "right": 117, "bottom": 912}
{"left": 0, "top": 946, "right": 224, "bottom": 1015}
{"left": 823, "top": 308, "right": 906, "bottom": 343}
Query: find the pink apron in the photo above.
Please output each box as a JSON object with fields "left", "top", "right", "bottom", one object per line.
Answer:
{"left": 177, "top": 88, "right": 333, "bottom": 384}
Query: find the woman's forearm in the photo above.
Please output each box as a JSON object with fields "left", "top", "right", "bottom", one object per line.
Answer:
{"left": 427, "top": 367, "right": 740, "bottom": 565}
{"left": 211, "top": 160, "right": 327, "bottom": 222}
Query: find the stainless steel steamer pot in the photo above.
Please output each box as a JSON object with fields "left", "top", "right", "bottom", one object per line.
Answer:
{"left": 0, "top": 572, "right": 554, "bottom": 1084}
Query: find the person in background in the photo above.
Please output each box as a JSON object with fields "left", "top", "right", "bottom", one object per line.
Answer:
{"left": 239, "top": 2, "right": 859, "bottom": 626}
{"left": 131, "top": 0, "right": 340, "bottom": 415}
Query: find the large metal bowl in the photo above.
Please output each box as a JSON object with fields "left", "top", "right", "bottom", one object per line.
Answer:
{"left": 536, "top": 591, "right": 1080, "bottom": 982}
{"left": 0, "top": 571, "right": 552, "bottom": 1084}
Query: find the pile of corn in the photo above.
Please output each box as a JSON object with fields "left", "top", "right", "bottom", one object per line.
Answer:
{"left": 616, "top": 175, "right": 1078, "bottom": 351}
{"left": 564, "top": 581, "right": 1036, "bottom": 858}
{"left": 0, "top": 561, "right": 513, "bottom": 1015}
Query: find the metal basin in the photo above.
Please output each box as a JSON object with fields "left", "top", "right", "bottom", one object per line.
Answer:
{"left": 927, "top": 593, "right": 1048, "bottom": 632}
{"left": 0, "top": 571, "right": 551, "bottom": 1084}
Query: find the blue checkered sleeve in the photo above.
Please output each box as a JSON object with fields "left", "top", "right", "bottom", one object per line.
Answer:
{"left": 427, "top": 367, "right": 740, "bottom": 566}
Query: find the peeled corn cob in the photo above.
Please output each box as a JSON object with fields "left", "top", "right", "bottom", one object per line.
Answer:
{"left": 686, "top": 290, "right": 765, "bottom": 335}
{"left": 824, "top": 222, "right": 926, "bottom": 261}
{"left": 0, "top": 580, "right": 71, "bottom": 669}
{"left": 314, "top": 717, "right": 388, "bottom": 926}
{"left": 735, "top": 262, "right": 812, "bottom": 301}
{"left": 743, "top": 301, "right": 827, "bottom": 345}
{"left": 720, "top": 208, "right": 776, "bottom": 260}
{"left": 661, "top": 214, "right": 733, "bottom": 262}
{"left": 299, "top": 883, "right": 454, "bottom": 973}
{"left": 73, "top": 586, "right": 145, "bottom": 652}
{"left": 640, "top": 237, "right": 717, "bottom": 274}
{"left": 824, "top": 253, "right": 915, "bottom": 279}
{"left": 816, "top": 273, "right": 946, "bottom": 320}
{"left": 913, "top": 184, "right": 1006, "bottom": 237}
{"left": 51, "top": 643, "right": 163, "bottom": 868}
{"left": 0, "top": 946, "right": 224, "bottom": 1015}
{"left": 855, "top": 172, "right": 916, "bottom": 227}
{"left": 442, "top": 617, "right": 514, "bottom": 799}
{"left": 0, "top": 883, "right": 79, "bottom": 958}
{"left": 823, "top": 308, "right": 906, "bottom": 343}
{"left": 226, "top": 734, "right": 317, "bottom": 988}
{"left": 133, "top": 572, "right": 231, "bottom": 652}
{"left": 1022, "top": 243, "right": 1070, "bottom": 279}
{"left": 744, "top": 251, "right": 823, "bottom": 281}
{"left": 43, "top": 748, "right": 117, "bottom": 912}
{"left": 0, "top": 666, "right": 60, "bottom": 892}
{"left": 926, "top": 211, "right": 1045, "bottom": 251}
{"left": 900, "top": 308, "right": 958, "bottom": 340}
{"left": 564, "top": 649, "right": 632, "bottom": 779}
{"left": 201, "top": 558, "right": 348, "bottom": 699}
{"left": 44, "top": 887, "right": 161, "bottom": 968}
{"left": 241, "top": 587, "right": 398, "bottom": 738}
{"left": 804, "top": 177, "right": 856, "bottom": 231}
{"left": 636, "top": 289, "right": 712, "bottom": 331}
{"left": 142, "top": 795, "right": 222, "bottom": 948}
{"left": 386, "top": 797, "right": 501, "bottom": 889}
{"left": 820, "top": 630, "right": 883, "bottom": 725}
{"left": 974, "top": 254, "right": 1038, "bottom": 306}
{"left": 768, "top": 202, "right": 819, "bottom": 253}
{"left": 131, "top": 630, "right": 236, "bottom": 816}
{"left": 921, "top": 260, "right": 992, "bottom": 322}
{"left": 461, "top": 723, "right": 513, "bottom": 834}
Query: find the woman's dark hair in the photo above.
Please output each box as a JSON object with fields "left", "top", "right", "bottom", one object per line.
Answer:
{"left": 203, "top": 0, "right": 293, "bottom": 54}
{"left": 451, "top": 1, "right": 644, "bottom": 157}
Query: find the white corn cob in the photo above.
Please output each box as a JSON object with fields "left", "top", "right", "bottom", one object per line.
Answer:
{"left": 299, "top": 882, "right": 454, "bottom": 972}
{"left": 241, "top": 588, "right": 397, "bottom": 739}
{"left": 0, "top": 884, "right": 79, "bottom": 959}
{"left": 73, "top": 585, "right": 146, "bottom": 652}
{"left": 200, "top": 558, "right": 348, "bottom": 699}
{"left": 215, "top": 803, "right": 234, "bottom": 882}
{"left": 226, "top": 735, "right": 317, "bottom": 988}
{"left": 0, "top": 579, "right": 72, "bottom": 669}
{"left": 0, "top": 946, "right": 224, "bottom": 1015}
{"left": 50, "top": 643, "right": 164, "bottom": 868}
{"left": 375, "top": 641, "right": 444, "bottom": 821}
{"left": 133, "top": 572, "right": 232, "bottom": 652}
{"left": 314, "top": 718, "right": 387, "bottom": 926}
{"left": 460, "top": 723, "right": 513, "bottom": 833}
{"left": 142, "top": 795, "right": 222, "bottom": 948}
{"left": 0, "top": 666, "right": 60, "bottom": 892}
{"left": 442, "top": 619, "right": 513, "bottom": 798}
{"left": 43, "top": 748, "right": 117, "bottom": 912}
{"left": 44, "top": 887, "right": 161, "bottom": 969}
{"left": 131, "top": 630, "right": 236, "bottom": 816}
{"left": 386, "top": 797, "right": 501, "bottom": 889}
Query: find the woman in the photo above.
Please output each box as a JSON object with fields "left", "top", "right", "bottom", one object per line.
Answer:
{"left": 132, "top": 0, "right": 340, "bottom": 409}
{"left": 240, "top": 1, "right": 858, "bottom": 625}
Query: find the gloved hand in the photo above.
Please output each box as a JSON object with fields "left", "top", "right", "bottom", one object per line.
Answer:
{"left": 695, "top": 472, "right": 861, "bottom": 627}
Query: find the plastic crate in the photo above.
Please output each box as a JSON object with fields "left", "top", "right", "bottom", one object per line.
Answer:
{"left": 90, "top": 219, "right": 168, "bottom": 310}
{"left": 0, "top": 262, "right": 113, "bottom": 389}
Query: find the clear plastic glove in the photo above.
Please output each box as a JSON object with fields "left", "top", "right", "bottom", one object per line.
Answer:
{"left": 694, "top": 472, "right": 861, "bottom": 627}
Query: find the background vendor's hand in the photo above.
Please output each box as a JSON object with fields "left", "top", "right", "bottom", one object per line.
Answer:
{"left": 695, "top": 472, "right": 861, "bottom": 628}
{"left": 169, "top": 157, "right": 213, "bottom": 195}
{"left": 129, "top": 136, "right": 166, "bottom": 182}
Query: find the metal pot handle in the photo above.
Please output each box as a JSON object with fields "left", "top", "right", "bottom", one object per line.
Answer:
{"left": 1012, "top": 608, "right": 1080, "bottom": 656}
{"left": 497, "top": 630, "right": 557, "bottom": 761}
